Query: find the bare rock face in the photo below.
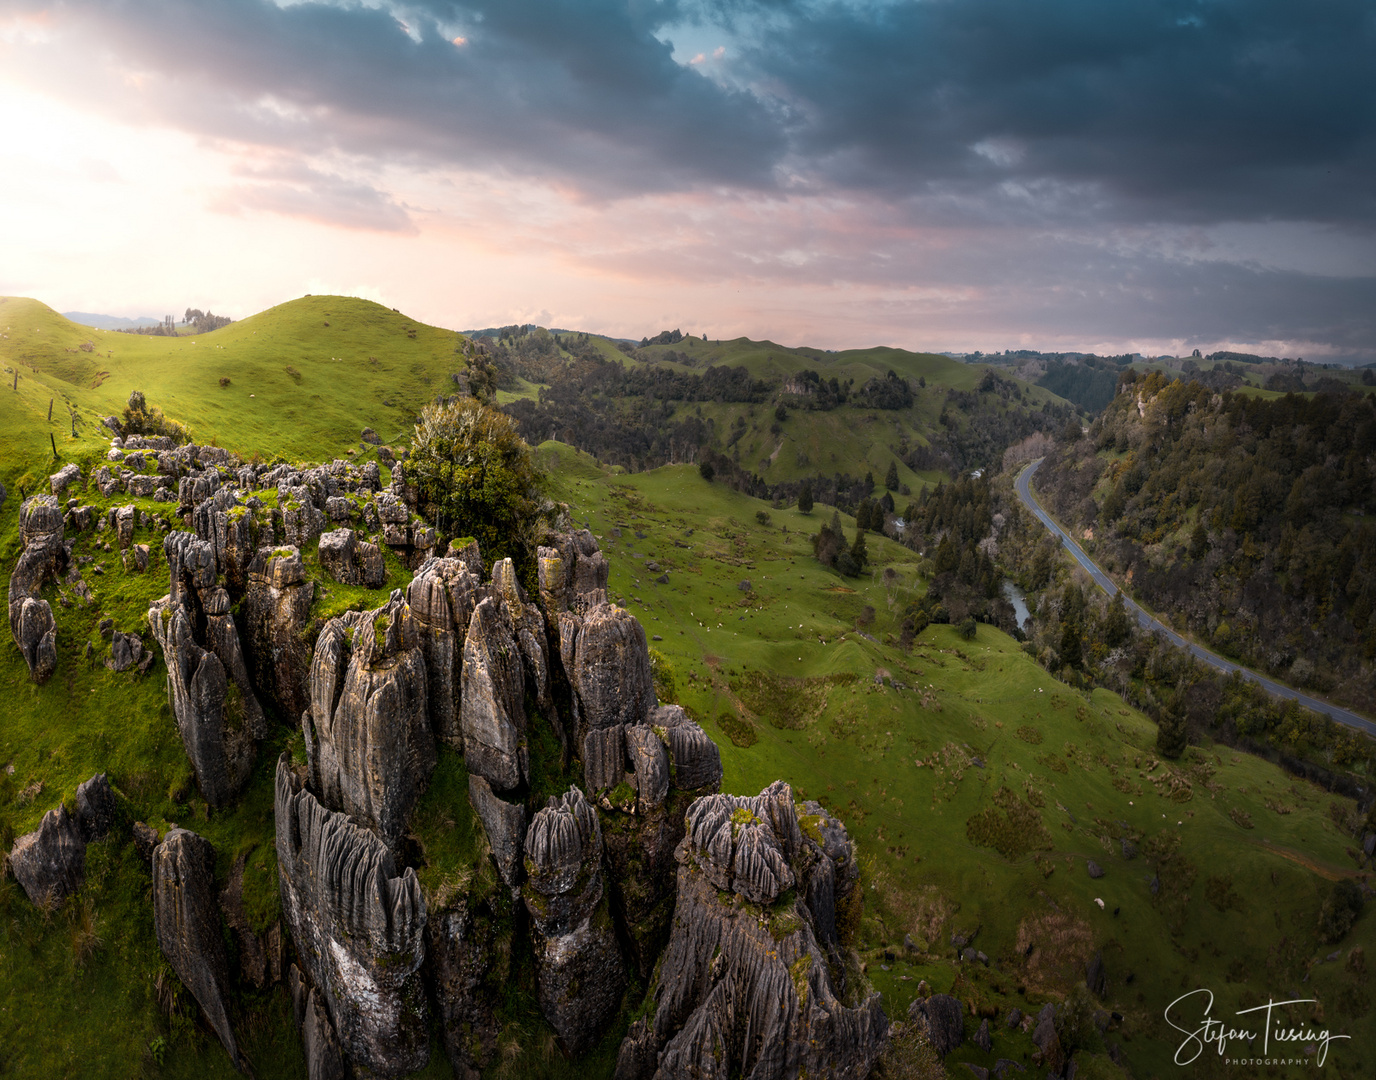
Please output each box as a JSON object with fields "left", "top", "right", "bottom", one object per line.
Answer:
{"left": 275, "top": 757, "right": 429, "bottom": 1076}
{"left": 596, "top": 708, "right": 723, "bottom": 977}
{"left": 406, "top": 556, "right": 480, "bottom": 747}
{"left": 9, "top": 804, "right": 86, "bottom": 907}
{"left": 150, "top": 597, "right": 257, "bottom": 807}
{"left": 303, "top": 592, "right": 435, "bottom": 847}
{"left": 492, "top": 559, "right": 555, "bottom": 719}
{"left": 563, "top": 602, "right": 656, "bottom": 747}
{"left": 537, "top": 528, "right": 609, "bottom": 616}
{"left": 523, "top": 786, "right": 627, "bottom": 1054}
{"left": 909, "top": 994, "right": 965, "bottom": 1058}
{"left": 150, "top": 534, "right": 264, "bottom": 806}
{"left": 49, "top": 462, "right": 82, "bottom": 495}
{"left": 289, "top": 965, "right": 347, "bottom": 1080}
{"left": 582, "top": 725, "right": 627, "bottom": 795}
{"left": 75, "top": 773, "right": 117, "bottom": 843}
{"left": 652, "top": 705, "right": 724, "bottom": 793}
{"left": 108, "top": 630, "right": 144, "bottom": 672}
{"left": 460, "top": 596, "right": 527, "bottom": 792}
{"left": 153, "top": 829, "right": 244, "bottom": 1071}
{"left": 319, "top": 529, "right": 387, "bottom": 589}
{"left": 467, "top": 774, "right": 526, "bottom": 888}
{"left": 617, "top": 783, "right": 887, "bottom": 1080}
{"left": 244, "top": 545, "right": 316, "bottom": 722}
{"left": 8, "top": 495, "right": 66, "bottom": 683}
{"left": 427, "top": 900, "right": 501, "bottom": 1078}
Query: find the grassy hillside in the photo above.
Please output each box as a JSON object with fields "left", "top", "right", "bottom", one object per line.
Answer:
{"left": 0, "top": 297, "right": 1370, "bottom": 1079}
{"left": 0, "top": 294, "right": 470, "bottom": 487}
{"left": 549, "top": 447, "right": 1372, "bottom": 1080}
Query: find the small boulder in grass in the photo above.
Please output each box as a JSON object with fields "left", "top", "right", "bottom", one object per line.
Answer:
{"left": 1087, "top": 860, "right": 1104, "bottom": 879}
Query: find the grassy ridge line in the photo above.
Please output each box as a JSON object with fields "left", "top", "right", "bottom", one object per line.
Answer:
{"left": 0, "top": 295, "right": 475, "bottom": 477}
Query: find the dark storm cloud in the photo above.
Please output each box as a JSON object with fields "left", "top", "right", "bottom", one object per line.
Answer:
{"left": 17, "top": 0, "right": 1374, "bottom": 221}
{"left": 16, "top": 0, "right": 783, "bottom": 193}
{"left": 708, "top": 0, "right": 1376, "bottom": 224}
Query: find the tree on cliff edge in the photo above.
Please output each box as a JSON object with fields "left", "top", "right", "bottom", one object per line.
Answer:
{"left": 408, "top": 398, "right": 546, "bottom": 568}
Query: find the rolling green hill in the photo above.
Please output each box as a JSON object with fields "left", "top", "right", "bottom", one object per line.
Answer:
{"left": 0, "top": 296, "right": 1370, "bottom": 1079}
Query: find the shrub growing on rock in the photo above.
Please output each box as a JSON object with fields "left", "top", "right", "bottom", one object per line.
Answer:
{"left": 407, "top": 398, "right": 545, "bottom": 568}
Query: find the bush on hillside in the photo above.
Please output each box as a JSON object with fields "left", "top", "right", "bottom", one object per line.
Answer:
{"left": 1318, "top": 880, "right": 1365, "bottom": 944}
{"left": 121, "top": 390, "right": 191, "bottom": 445}
{"left": 407, "top": 398, "right": 546, "bottom": 569}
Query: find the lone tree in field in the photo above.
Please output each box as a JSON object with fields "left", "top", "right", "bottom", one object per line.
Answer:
{"left": 797, "top": 482, "right": 814, "bottom": 514}
{"left": 408, "top": 398, "right": 545, "bottom": 568}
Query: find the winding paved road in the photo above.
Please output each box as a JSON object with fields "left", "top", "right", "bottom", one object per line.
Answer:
{"left": 1015, "top": 459, "right": 1376, "bottom": 738}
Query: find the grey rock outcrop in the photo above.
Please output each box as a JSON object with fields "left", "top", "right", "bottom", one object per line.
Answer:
{"left": 318, "top": 529, "right": 387, "bottom": 589}
{"left": 591, "top": 708, "right": 722, "bottom": 977}
{"left": 49, "top": 462, "right": 82, "bottom": 495}
{"left": 651, "top": 704, "right": 723, "bottom": 793}
{"left": 8, "top": 495, "right": 66, "bottom": 683}
{"left": 244, "top": 545, "right": 316, "bottom": 721}
{"left": 289, "top": 966, "right": 346, "bottom": 1080}
{"left": 75, "top": 773, "right": 117, "bottom": 842}
{"left": 618, "top": 782, "right": 886, "bottom": 1080}
{"left": 427, "top": 901, "right": 501, "bottom": 1078}
{"left": 561, "top": 601, "right": 656, "bottom": 746}
{"left": 524, "top": 786, "right": 627, "bottom": 1053}
{"left": 303, "top": 592, "right": 435, "bottom": 847}
{"left": 460, "top": 596, "right": 527, "bottom": 791}
{"left": 467, "top": 774, "right": 526, "bottom": 888}
{"left": 407, "top": 556, "right": 480, "bottom": 747}
{"left": 492, "top": 558, "right": 557, "bottom": 732}
{"left": 108, "top": 630, "right": 144, "bottom": 672}
{"left": 150, "top": 533, "right": 265, "bottom": 806}
{"left": 9, "top": 804, "right": 86, "bottom": 906}
{"left": 275, "top": 757, "right": 429, "bottom": 1076}
{"left": 537, "top": 528, "right": 609, "bottom": 616}
{"left": 153, "top": 829, "right": 244, "bottom": 1071}
{"left": 150, "top": 598, "right": 256, "bottom": 806}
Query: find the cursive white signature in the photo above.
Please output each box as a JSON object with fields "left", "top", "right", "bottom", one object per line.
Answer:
{"left": 1166, "top": 989, "right": 1351, "bottom": 1067}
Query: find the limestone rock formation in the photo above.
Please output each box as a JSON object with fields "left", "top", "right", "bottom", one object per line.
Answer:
{"left": 617, "top": 782, "right": 887, "bottom": 1080}
{"left": 245, "top": 545, "right": 316, "bottom": 721}
{"left": 407, "top": 556, "right": 480, "bottom": 747}
{"left": 651, "top": 704, "right": 724, "bottom": 793}
{"left": 492, "top": 558, "right": 556, "bottom": 722}
{"left": 9, "top": 804, "right": 86, "bottom": 906}
{"left": 49, "top": 462, "right": 82, "bottom": 495}
{"left": 909, "top": 994, "right": 965, "bottom": 1058}
{"left": 318, "top": 529, "right": 387, "bottom": 589}
{"left": 150, "top": 598, "right": 256, "bottom": 806}
{"left": 289, "top": 966, "right": 347, "bottom": 1080}
{"left": 75, "top": 773, "right": 117, "bottom": 843}
{"left": 524, "top": 786, "right": 627, "bottom": 1053}
{"left": 467, "top": 774, "right": 526, "bottom": 888}
{"left": 562, "top": 601, "right": 656, "bottom": 746}
{"left": 427, "top": 901, "right": 501, "bottom": 1078}
{"left": 275, "top": 757, "right": 429, "bottom": 1076}
{"left": 460, "top": 596, "right": 527, "bottom": 792}
{"left": 537, "top": 528, "right": 609, "bottom": 616}
{"left": 153, "top": 828, "right": 244, "bottom": 1071}
{"left": 8, "top": 495, "right": 66, "bottom": 683}
{"left": 107, "top": 630, "right": 144, "bottom": 672}
{"left": 303, "top": 592, "right": 435, "bottom": 847}
{"left": 150, "top": 533, "right": 265, "bottom": 806}
{"left": 595, "top": 707, "right": 723, "bottom": 977}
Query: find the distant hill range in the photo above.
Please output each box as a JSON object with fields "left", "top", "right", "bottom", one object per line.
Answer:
{"left": 62, "top": 311, "right": 162, "bottom": 330}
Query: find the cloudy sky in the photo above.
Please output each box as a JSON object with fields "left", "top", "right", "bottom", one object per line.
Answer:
{"left": 2, "top": 1, "right": 1373, "bottom": 359}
